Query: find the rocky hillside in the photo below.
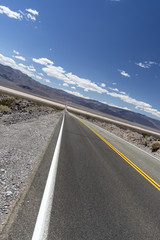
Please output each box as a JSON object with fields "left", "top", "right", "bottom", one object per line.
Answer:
{"left": 0, "top": 93, "right": 61, "bottom": 125}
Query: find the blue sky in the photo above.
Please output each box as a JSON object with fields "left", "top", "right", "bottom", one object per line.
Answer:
{"left": 0, "top": 0, "right": 160, "bottom": 120}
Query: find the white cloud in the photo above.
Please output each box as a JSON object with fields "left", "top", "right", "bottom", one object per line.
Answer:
{"left": 123, "top": 107, "right": 131, "bottom": 110}
{"left": 0, "top": 53, "right": 15, "bottom": 66}
{"left": 148, "top": 61, "right": 157, "bottom": 65}
{"left": 38, "top": 72, "right": 44, "bottom": 76}
{"left": 63, "top": 83, "right": 69, "bottom": 87}
{"left": 120, "top": 91, "right": 126, "bottom": 95}
{"left": 101, "top": 83, "right": 106, "bottom": 87}
{"left": 135, "top": 61, "right": 157, "bottom": 69}
{"left": 109, "top": 87, "right": 119, "bottom": 92}
{"left": 71, "top": 86, "right": 76, "bottom": 90}
{"left": 35, "top": 75, "right": 51, "bottom": 83}
{"left": 137, "top": 107, "right": 160, "bottom": 118}
{"left": 35, "top": 75, "right": 42, "bottom": 80}
{"left": 26, "top": 9, "right": 39, "bottom": 16}
{"left": 29, "top": 57, "right": 160, "bottom": 117}
{"left": 43, "top": 79, "right": 51, "bottom": 83}
{"left": 18, "top": 63, "right": 36, "bottom": 72}
{"left": 32, "top": 57, "right": 54, "bottom": 66}
{"left": 63, "top": 89, "right": 90, "bottom": 99}
{"left": 19, "top": 9, "right": 39, "bottom": 21}
{"left": 42, "top": 65, "right": 69, "bottom": 82}
{"left": 0, "top": 53, "right": 34, "bottom": 77}
{"left": 112, "top": 82, "right": 117, "bottom": 85}
{"left": 34, "top": 56, "right": 107, "bottom": 93}
{"left": 101, "top": 101, "right": 108, "bottom": 105}
{"left": 26, "top": 13, "right": 36, "bottom": 21}
{"left": 0, "top": 5, "right": 23, "bottom": 20}
{"left": 18, "top": 10, "right": 24, "bottom": 16}
{"left": 27, "top": 65, "right": 36, "bottom": 72}
{"left": 110, "top": 0, "right": 120, "bottom": 1}
{"left": 65, "top": 72, "right": 107, "bottom": 93}
{"left": 0, "top": 5, "right": 39, "bottom": 22}
{"left": 13, "top": 55, "right": 26, "bottom": 61}
{"left": 108, "top": 87, "right": 126, "bottom": 95}
{"left": 18, "top": 63, "right": 26, "bottom": 68}
{"left": 136, "top": 62, "right": 149, "bottom": 69}
{"left": 109, "top": 103, "right": 131, "bottom": 111}
{"left": 106, "top": 90, "right": 160, "bottom": 118}
{"left": 42, "top": 64, "right": 106, "bottom": 93}
{"left": 13, "top": 50, "right": 19, "bottom": 55}
{"left": 118, "top": 69, "right": 130, "bottom": 77}
{"left": 107, "top": 91, "right": 150, "bottom": 108}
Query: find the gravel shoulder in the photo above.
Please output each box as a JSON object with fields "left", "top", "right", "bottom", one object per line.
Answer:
{"left": 0, "top": 93, "right": 63, "bottom": 232}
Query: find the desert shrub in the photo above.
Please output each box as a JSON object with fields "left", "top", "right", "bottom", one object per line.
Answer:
{"left": 152, "top": 141, "right": 160, "bottom": 152}
{"left": 0, "top": 105, "right": 11, "bottom": 113}
{"left": 86, "top": 115, "right": 91, "bottom": 120}
{"left": 0, "top": 98, "right": 14, "bottom": 107}
{"left": 142, "top": 132, "right": 148, "bottom": 137}
{"left": 53, "top": 106, "right": 64, "bottom": 111}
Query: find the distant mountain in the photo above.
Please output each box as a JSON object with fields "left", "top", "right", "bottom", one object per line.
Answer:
{"left": 0, "top": 63, "right": 160, "bottom": 131}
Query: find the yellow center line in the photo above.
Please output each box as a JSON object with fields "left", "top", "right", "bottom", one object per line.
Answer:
{"left": 75, "top": 116, "right": 160, "bottom": 191}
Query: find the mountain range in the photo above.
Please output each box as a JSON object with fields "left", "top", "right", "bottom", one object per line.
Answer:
{"left": 0, "top": 63, "right": 160, "bottom": 131}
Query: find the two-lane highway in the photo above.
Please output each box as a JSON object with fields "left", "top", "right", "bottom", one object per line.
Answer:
{"left": 3, "top": 112, "right": 160, "bottom": 240}
{"left": 48, "top": 113, "right": 160, "bottom": 239}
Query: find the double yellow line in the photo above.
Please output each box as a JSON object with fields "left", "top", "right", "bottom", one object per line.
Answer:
{"left": 78, "top": 117, "right": 160, "bottom": 191}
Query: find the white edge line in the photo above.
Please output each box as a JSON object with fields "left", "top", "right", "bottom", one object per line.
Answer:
{"left": 31, "top": 113, "right": 65, "bottom": 240}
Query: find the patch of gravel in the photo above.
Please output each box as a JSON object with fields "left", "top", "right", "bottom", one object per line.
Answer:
{"left": 0, "top": 94, "right": 63, "bottom": 231}
{"left": 79, "top": 116, "right": 160, "bottom": 160}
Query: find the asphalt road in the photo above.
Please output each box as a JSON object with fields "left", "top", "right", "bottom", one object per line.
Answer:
{"left": 48, "top": 113, "right": 160, "bottom": 239}
{"left": 3, "top": 112, "right": 160, "bottom": 239}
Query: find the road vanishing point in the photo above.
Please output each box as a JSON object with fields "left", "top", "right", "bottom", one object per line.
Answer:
{"left": 2, "top": 112, "right": 160, "bottom": 240}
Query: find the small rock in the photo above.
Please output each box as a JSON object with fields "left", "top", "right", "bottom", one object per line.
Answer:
{"left": 3, "top": 203, "right": 9, "bottom": 207}
{"left": 5, "top": 191, "right": 13, "bottom": 197}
